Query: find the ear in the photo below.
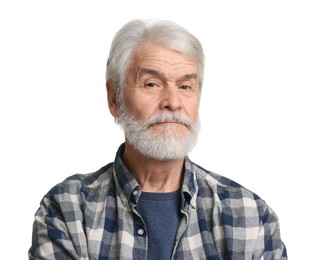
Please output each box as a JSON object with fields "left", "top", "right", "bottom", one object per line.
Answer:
{"left": 106, "top": 80, "right": 119, "bottom": 117}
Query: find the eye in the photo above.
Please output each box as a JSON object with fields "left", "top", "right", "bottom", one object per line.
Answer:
{"left": 145, "top": 82, "right": 157, "bottom": 88}
{"left": 179, "top": 85, "right": 190, "bottom": 90}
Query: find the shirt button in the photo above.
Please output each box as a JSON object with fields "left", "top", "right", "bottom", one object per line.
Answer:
{"left": 133, "top": 190, "right": 139, "bottom": 196}
{"left": 137, "top": 228, "right": 144, "bottom": 235}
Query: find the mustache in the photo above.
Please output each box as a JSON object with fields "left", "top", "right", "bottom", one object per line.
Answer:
{"left": 144, "top": 112, "right": 192, "bottom": 128}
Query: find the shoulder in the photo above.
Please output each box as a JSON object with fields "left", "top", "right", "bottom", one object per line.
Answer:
{"left": 189, "top": 160, "right": 245, "bottom": 190}
{"left": 190, "top": 161, "right": 268, "bottom": 212}
{"left": 45, "top": 162, "right": 114, "bottom": 203}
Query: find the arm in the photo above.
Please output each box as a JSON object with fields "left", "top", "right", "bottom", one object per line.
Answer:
{"left": 29, "top": 185, "right": 88, "bottom": 259}
{"left": 254, "top": 205, "right": 287, "bottom": 260}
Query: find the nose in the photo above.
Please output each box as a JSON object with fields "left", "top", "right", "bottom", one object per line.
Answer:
{"left": 159, "top": 86, "right": 182, "bottom": 111}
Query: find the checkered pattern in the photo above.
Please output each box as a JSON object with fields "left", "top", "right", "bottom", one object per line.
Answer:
{"left": 29, "top": 144, "right": 287, "bottom": 259}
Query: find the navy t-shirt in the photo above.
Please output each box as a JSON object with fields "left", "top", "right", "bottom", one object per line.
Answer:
{"left": 136, "top": 189, "right": 181, "bottom": 260}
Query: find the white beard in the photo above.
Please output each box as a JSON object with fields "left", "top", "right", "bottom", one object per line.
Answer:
{"left": 116, "top": 107, "right": 200, "bottom": 160}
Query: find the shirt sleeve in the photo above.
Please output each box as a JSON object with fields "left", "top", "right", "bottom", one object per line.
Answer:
{"left": 254, "top": 204, "right": 287, "bottom": 260}
{"left": 28, "top": 184, "right": 89, "bottom": 260}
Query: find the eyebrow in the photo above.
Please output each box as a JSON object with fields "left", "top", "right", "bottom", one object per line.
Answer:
{"left": 136, "top": 68, "right": 198, "bottom": 82}
{"left": 182, "top": 73, "right": 198, "bottom": 80}
{"left": 137, "top": 68, "right": 163, "bottom": 80}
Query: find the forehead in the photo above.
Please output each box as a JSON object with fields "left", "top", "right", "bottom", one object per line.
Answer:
{"left": 131, "top": 41, "right": 198, "bottom": 70}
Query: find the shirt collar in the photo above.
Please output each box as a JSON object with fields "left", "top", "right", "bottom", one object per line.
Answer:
{"left": 112, "top": 144, "right": 140, "bottom": 208}
{"left": 181, "top": 156, "right": 198, "bottom": 208}
{"left": 113, "top": 143, "right": 198, "bottom": 209}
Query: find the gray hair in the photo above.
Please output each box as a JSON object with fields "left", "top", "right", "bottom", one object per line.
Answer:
{"left": 106, "top": 19, "right": 205, "bottom": 104}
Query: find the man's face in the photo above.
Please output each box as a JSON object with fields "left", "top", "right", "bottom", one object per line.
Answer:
{"left": 123, "top": 41, "right": 200, "bottom": 138}
{"left": 114, "top": 41, "right": 201, "bottom": 160}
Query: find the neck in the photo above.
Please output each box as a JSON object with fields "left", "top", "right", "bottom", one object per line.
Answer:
{"left": 122, "top": 142, "right": 185, "bottom": 192}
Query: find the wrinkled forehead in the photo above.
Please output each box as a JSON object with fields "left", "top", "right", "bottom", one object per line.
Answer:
{"left": 132, "top": 40, "right": 195, "bottom": 61}
{"left": 129, "top": 41, "right": 199, "bottom": 75}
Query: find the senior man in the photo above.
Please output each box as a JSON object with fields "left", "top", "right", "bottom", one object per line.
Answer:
{"left": 29, "top": 19, "right": 287, "bottom": 259}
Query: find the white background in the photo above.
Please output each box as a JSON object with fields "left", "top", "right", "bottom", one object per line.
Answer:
{"left": 1, "top": 1, "right": 319, "bottom": 259}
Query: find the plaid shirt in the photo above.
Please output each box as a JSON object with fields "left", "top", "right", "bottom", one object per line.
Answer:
{"left": 29, "top": 144, "right": 287, "bottom": 259}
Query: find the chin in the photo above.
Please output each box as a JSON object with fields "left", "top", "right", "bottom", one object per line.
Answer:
{"left": 150, "top": 125, "right": 190, "bottom": 139}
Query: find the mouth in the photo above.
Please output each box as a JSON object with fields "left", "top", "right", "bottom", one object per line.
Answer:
{"left": 145, "top": 112, "right": 193, "bottom": 129}
{"left": 158, "top": 121, "right": 180, "bottom": 124}
{"left": 150, "top": 121, "right": 189, "bottom": 128}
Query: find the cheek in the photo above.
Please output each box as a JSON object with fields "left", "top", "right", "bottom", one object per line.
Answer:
{"left": 185, "top": 100, "right": 200, "bottom": 120}
{"left": 124, "top": 95, "right": 156, "bottom": 120}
